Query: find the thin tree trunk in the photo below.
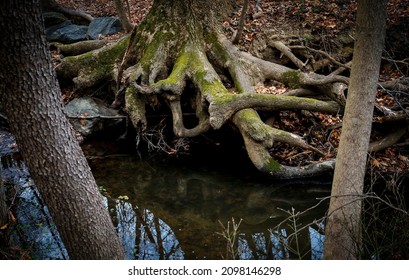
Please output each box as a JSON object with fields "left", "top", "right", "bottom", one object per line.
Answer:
{"left": 0, "top": 0, "right": 124, "bottom": 259}
{"left": 232, "top": 0, "right": 249, "bottom": 44}
{"left": 114, "top": 0, "right": 134, "bottom": 33}
{"left": 324, "top": 0, "right": 387, "bottom": 259}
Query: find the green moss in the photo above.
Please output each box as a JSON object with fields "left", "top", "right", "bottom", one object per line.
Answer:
{"left": 156, "top": 47, "right": 190, "bottom": 89}
{"left": 265, "top": 157, "right": 281, "bottom": 172}
{"left": 62, "top": 36, "right": 129, "bottom": 80}
{"left": 281, "top": 70, "right": 300, "bottom": 88}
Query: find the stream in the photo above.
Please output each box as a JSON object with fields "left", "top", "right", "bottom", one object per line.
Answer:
{"left": 1, "top": 130, "right": 331, "bottom": 259}
{"left": 89, "top": 150, "right": 331, "bottom": 260}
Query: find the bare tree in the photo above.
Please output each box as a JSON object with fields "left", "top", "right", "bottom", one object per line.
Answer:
{"left": 324, "top": 0, "right": 388, "bottom": 259}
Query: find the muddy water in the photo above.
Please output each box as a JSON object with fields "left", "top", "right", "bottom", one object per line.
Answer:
{"left": 90, "top": 156, "right": 331, "bottom": 260}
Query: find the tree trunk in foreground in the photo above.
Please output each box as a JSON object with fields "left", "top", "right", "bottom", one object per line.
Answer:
{"left": 0, "top": 0, "right": 124, "bottom": 259}
{"left": 324, "top": 0, "right": 387, "bottom": 259}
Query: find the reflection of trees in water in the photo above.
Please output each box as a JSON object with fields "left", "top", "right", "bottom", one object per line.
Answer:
{"left": 113, "top": 200, "right": 184, "bottom": 260}
{"left": 92, "top": 157, "right": 330, "bottom": 259}
{"left": 111, "top": 196, "right": 325, "bottom": 260}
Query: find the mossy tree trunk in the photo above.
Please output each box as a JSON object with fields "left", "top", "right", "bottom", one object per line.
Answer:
{"left": 56, "top": 0, "right": 350, "bottom": 179}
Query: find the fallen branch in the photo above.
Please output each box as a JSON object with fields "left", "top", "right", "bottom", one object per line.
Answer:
{"left": 290, "top": 45, "right": 351, "bottom": 70}
{"left": 368, "top": 126, "right": 407, "bottom": 152}
{"left": 272, "top": 41, "right": 310, "bottom": 72}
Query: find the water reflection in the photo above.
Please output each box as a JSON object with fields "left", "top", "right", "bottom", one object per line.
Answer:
{"left": 91, "top": 156, "right": 330, "bottom": 260}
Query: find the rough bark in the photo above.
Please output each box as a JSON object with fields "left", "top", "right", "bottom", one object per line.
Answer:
{"left": 324, "top": 0, "right": 387, "bottom": 260}
{"left": 55, "top": 0, "right": 350, "bottom": 179}
{"left": 0, "top": 0, "right": 124, "bottom": 259}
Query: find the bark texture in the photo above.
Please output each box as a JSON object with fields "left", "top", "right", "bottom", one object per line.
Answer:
{"left": 324, "top": 0, "right": 387, "bottom": 259}
{"left": 0, "top": 0, "right": 124, "bottom": 259}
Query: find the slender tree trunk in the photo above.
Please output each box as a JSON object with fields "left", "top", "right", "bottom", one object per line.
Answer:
{"left": 324, "top": 0, "right": 387, "bottom": 259}
{"left": 232, "top": 0, "right": 249, "bottom": 44}
{"left": 0, "top": 0, "right": 124, "bottom": 259}
{"left": 114, "top": 0, "right": 134, "bottom": 33}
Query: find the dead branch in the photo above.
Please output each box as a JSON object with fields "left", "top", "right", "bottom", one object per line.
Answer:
{"left": 379, "top": 78, "right": 409, "bottom": 92}
{"left": 368, "top": 126, "right": 407, "bottom": 152}
{"left": 291, "top": 45, "right": 351, "bottom": 70}
{"left": 272, "top": 41, "right": 311, "bottom": 72}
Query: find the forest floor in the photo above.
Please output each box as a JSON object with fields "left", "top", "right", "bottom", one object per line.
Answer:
{"left": 55, "top": 0, "right": 409, "bottom": 179}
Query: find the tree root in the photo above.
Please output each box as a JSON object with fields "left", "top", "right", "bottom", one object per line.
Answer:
{"left": 51, "top": 40, "right": 109, "bottom": 56}
{"left": 55, "top": 2, "right": 409, "bottom": 178}
{"left": 42, "top": 0, "right": 94, "bottom": 22}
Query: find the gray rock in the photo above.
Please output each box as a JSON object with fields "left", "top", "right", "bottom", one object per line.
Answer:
{"left": 87, "top": 17, "right": 123, "bottom": 39}
{"left": 45, "top": 21, "right": 71, "bottom": 39}
{"left": 47, "top": 24, "right": 89, "bottom": 44}
{"left": 65, "top": 97, "right": 123, "bottom": 137}
{"left": 43, "top": 12, "right": 69, "bottom": 28}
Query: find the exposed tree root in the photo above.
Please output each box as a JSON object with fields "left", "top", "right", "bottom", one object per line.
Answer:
{"left": 53, "top": 1, "right": 408, "bottom": 178}
{"left": 41, "top": 0, "right": 94, "bottom": 22}
{"left": 51, "top": 40, "right": 109, "bottom": 56}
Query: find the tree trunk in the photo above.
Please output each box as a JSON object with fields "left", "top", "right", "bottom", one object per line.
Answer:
{"left": 0, "top": 0, "right": 124, "bottom": 259}
{"left": 324, "top": 0, "right": 387, "bottom": 259}
{"left": 114, "top": 0, "right": 134, "bottom": 33}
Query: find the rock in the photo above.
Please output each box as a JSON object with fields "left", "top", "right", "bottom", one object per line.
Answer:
{"left": 45, "top": 21, "right": 71, "bottom": 39}
{"left": 87, "top": 17, "right": 123, "bottom": 40}
{"left": 43, "top": 12, "right": 69, "bottom": 28}
{"left": 65, "top": 97, "right": 123, "bottom": 137}
{"left": 47, "top": 24, "right": 89, "bottom": 44}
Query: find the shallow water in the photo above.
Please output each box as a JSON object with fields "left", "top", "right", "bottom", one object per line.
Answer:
{"left": 1, "top": 130, "right": 331, "bottom": 259}
{"left": 90, "top": 155, "right": 331, "bottom": 260}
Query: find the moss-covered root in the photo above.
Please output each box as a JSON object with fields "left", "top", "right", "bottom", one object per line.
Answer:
{"left": 125, "top": 84, "right": 147, "bottom": 130}
{"left": 208, "top": 93, "right": 340, "bottom": 130}
{"left": 51, "top": 40, "right": 109, "bottom": 56}
{"left": 124, "top": 43, "right": 213, "bottom": 137}
{"left": 55, "top": 36, "right": 129, "bottom": 88}
{"left": 234, "top": 109, "right": 323, "bottom": 156}
{"left": 169, "top": 99, "right": 211, "bottom": 137}
{"left": 233, "top": 109, "right": 335, "bottom": 179}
